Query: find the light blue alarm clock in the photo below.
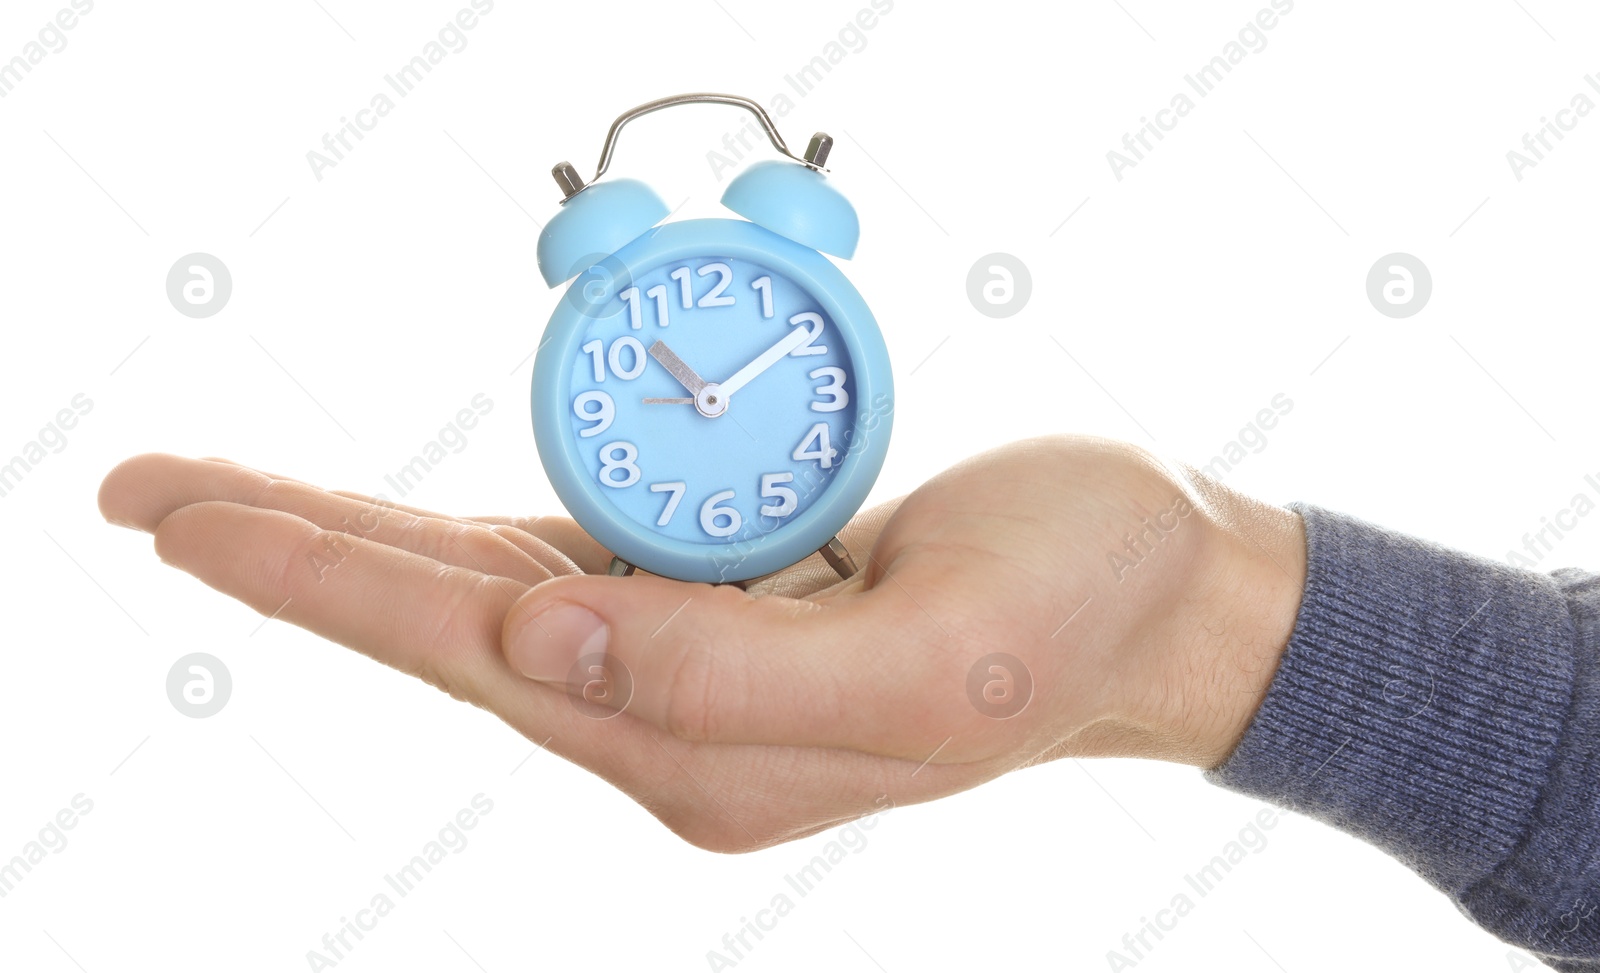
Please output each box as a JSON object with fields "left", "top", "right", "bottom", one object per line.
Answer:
{"left": 532, "top": 94, "right": 893, "bottom": 584}
{"left": 534, "top": 95, "right": 896, "bottom": 585}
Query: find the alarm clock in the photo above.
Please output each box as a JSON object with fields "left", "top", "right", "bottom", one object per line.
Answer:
{"left": 531, "top": 93, "right": 893, "bottom": 585}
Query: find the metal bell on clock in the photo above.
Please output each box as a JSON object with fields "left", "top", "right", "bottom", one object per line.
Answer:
{"left": 535, "top": 177, "right": 669, "bottom": 287}
{"left": 721, "top": 147, "right": 861, "bottom": 259}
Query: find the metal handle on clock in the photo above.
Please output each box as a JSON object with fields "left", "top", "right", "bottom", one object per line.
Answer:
{"left": 551, "top": 92, "right": 834, "bottom": 201}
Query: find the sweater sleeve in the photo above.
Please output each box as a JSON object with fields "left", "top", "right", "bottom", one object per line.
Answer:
{"left": 1205, "top": 503, "right": 1600, "bottom": 970}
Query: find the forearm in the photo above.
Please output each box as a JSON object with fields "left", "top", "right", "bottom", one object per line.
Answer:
{"left": 1207, "top": 503, "right": 1600, "bottom": 968}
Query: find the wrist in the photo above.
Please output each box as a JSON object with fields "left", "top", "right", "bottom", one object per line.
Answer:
{"left": 1196, "top": 489, "right": 1305, "bottom": 764}
{"left": 1113, "top": 477, "right": 1306, "bottom": 769}
{"left": 1034, "top": 443, "right": 1308, "bottom": 770}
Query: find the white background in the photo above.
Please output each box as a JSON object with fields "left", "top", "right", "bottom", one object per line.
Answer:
{"left": 2, "top": 0, "right": 1597, "bottom": 970}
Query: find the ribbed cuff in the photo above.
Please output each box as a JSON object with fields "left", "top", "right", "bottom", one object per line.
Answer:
{"left": 1205, "top": 503, "right": 1577, "bottom": 897}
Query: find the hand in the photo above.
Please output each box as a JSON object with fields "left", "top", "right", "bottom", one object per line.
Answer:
{"left": 97, "top": 436, "right": 1305, "bottom": 852}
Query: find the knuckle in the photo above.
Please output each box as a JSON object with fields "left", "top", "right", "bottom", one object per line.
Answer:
{"left": 487, "top": 523, "right": 573, "bottom": 576}
{"left": 446, "top": 523, "right": 512, "bottom": 569}
{"left": 454, "top": 523, "right": 557, "bottom": 582}
{"left": 407, "top": 655, "right": 477, "bottom": 706}
{"left": 259, "top": 473, "right": 307, "bottom": 504}
{"left": 399, "top": 569, "right": 498, "bottom": 702}
{"left": 419, "top": 565, "right": 490, "bottom": 647}
{"left": 250, "top": 474, "right": 289, "bottom": 507}
{"left": 484, "top": 523, "right": 528, "bottom": 550}
{"left": 234, "top": 465, "right": 280, "bottom": 506}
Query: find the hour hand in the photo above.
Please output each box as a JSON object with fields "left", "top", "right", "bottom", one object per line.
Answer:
{"left": 648, "top": 341, "right": 707, "bottom": 395}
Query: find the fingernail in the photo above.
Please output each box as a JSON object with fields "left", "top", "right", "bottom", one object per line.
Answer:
{"left": 508, "top": 602, "right": 609, "bottom": 687}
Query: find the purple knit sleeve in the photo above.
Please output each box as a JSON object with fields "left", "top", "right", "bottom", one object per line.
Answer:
{"left": 1205, "top": 503, "right": 1600, "bottom": 970}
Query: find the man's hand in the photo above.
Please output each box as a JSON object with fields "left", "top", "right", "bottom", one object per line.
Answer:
{"left": 97, "top": 435, "right": 1305, "bottom": 852}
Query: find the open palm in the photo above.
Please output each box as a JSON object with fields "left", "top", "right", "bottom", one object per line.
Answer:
{"left": 98, "top": 437, "right": 1301, "bottom": 850}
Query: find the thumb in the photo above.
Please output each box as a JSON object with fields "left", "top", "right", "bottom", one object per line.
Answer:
{"left": 501, "top": 574, "right": 956, "bottom": 759}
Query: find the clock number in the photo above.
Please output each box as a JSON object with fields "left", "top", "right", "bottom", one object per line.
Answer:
{"left": 667, "top": 263, "right": 735, "bottom": 309}
{"left": 620, "top": 287, "right": 643, "bottom": 330}
{"left": 621, "top": 286, "right": 670, "bottom": 329}
{"left": 584, "top": 337, "right": 647, "bottom": 381}
{"left": 670, "top": 266, "right": 693, "bottom": 309}
{"left": 646, "top": 284, "right": 671, "bottom": 327}
{"left": 808, "top": 366, "right": 849, "bottom": 412}
{"left": 572, "top": 391, "right": 615, "bottom": 437}
{"left": 793, "top": 423, "right": 838, "bottom": 469}
{"left": 700, "top": 490, "right": 743, "bottom": 537}
{"left": 759, "top": 472, "right": 798, "bottom": 518}
{"left": 751, "top": 276, "right": 774, "bottom": 318}
{"left": 697, "top": 263, "right": 736, "bottom": 307}
{"left": 598, "top": 442, "right": 641, "bottom": 488}
{"left": 581, "top": 339, "right": 606, "bottom": 382}
{"left": 608, "top": 336, "right": 647, "bottom": 380}
{"left": 786, "top": 312, "right": 828, "bottom": 356}
{"left": 649, "top": 481, "right": 686, "bottom": 526}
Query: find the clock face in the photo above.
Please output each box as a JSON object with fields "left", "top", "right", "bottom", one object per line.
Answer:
{"left": 534, "top": 218, "right": 893, "bottom": 583}
{"left": 559, "top": 254, "right": 857, "bottom": 562}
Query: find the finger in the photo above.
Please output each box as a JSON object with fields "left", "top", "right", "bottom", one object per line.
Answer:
{"left": 103, "top": 453, "right": 377, "bottom": 531}
{"left": 299, "top": 485, "right": 607, "bottom": 576}
{"left": 168, "top": 455, "right": 606, "bottom": 575}
{"left": 155, "top": 500, "right": 530, "bottom": 692}
{"left": 200, "top": 456, "right": 323, "bottom": 487}
{"left": 313, "top": 493, "right": 594, "bottom": 577}
{"left": 102, "top": 454, "right": 567, "bottom": 585}
{"left": 204, "top": 462, "right": 482, "bottom": 527}
{"left": 252, "top": 467, "right": 586, "bottom": 580}
{"left": 326, "top": 490, "right": 472, "bottom": 523}
{"left": 302, "top": 487, "right": 591, "bottom": 578}
{"left": 277, "top": 481, "right": 612, "bottom": 574}
{"left": 499, "top": 573, "right": 979, "bottom": 761}
{"left": 464, "top": 515, "right": 613, "bottom": 575}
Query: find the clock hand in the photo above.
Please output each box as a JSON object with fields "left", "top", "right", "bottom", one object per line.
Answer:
{"left": 716, "top": 326, "right": 813, "bottom": 399}
{"left": 647, "top": 341, "right": 707, "bottom": 395}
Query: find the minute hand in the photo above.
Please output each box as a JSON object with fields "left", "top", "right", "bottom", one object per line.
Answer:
{"left": 717, "top": 326, "right": 813, "bottom": 399}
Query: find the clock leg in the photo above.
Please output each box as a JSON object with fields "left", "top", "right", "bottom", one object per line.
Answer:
{"left": 607, "top": 557, "right": 637, "bottom": 578}
{"left": 818, "top": 536, "right": 858, "bottom": 581}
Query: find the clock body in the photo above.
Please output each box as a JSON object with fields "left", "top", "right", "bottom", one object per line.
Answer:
{"left": 532, "top": 217, "right": 893, "bottom": 583}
